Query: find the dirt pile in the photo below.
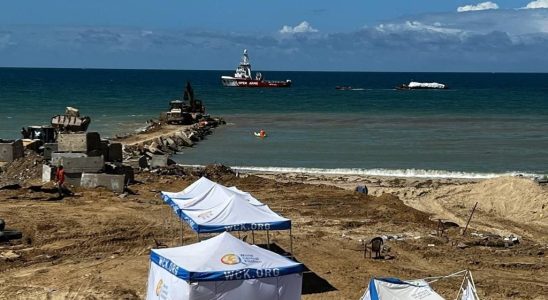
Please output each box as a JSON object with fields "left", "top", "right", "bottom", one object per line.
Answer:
{"left": 196, "top": 164, "right": 235, "bottom": 180}
{"left": 0, "top": 152, "right": 44, "bottom": 184}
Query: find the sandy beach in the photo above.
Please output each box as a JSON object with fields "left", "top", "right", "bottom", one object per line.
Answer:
{"left": 1, "top": 160, "right": 546, "bottom": 299}
{"left": 2, "top": 2, "right": 548, "bottom": 299}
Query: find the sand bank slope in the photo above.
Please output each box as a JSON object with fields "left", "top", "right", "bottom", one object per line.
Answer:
{"left": 408, "top": 176, "right": 547, "bottom": 238}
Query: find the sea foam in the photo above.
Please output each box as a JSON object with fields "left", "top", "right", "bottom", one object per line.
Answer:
{"left": 227, "top": 166, "right": 540, "bottom": 179}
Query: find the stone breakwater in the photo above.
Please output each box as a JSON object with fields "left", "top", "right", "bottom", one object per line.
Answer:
{"left": 118, "top": 117, "right": 225, "bottom": 162}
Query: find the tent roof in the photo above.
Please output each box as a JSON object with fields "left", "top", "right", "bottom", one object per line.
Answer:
{"left": 150, "top": 232, "right": 303, "bottom": 282}
{"left": 161, "top": 177, "right": 291, "bottom": 233}
{"left": 361, "top": 278, "right": 445, "bottom": 300}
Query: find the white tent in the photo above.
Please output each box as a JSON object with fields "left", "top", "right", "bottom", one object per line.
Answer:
{"left": 161, "top": 177, "right": 291, "bottom": 233}
{"left": 360, "top": 278, "right": 445, "bottom": 300}
{"left": 361, "top": 270, "right": 480, "bottom": 300}
{"left": 146, "top": 232, "right": 303, "bottom": 300}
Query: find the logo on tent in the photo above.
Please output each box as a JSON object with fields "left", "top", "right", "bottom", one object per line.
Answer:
{"left": 155, "top": 279, "right": 164, "bottom": 296}
{"left": 221, "top": 253, "right": 241, "bottom": 265}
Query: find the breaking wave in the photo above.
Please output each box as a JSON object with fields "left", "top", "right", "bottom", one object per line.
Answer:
{"left": 227, "top": 166, "right": 540, "bottom": 179}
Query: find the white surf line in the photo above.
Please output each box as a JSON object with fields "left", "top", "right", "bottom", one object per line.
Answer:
{"left": 178, "top": 164, "right": 540, "bottom": 179}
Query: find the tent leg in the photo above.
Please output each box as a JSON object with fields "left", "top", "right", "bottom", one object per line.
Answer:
{"left": 197, "top": 232, "right": 200, "bottom": 242}
{"left": 238, "top": 231, "right": 241, "bottom": 239}
{"left": 267, "top": 229, "right": 270, "bottom": 250}
{"left": 252, "top": 230, "right": 255, "bottom": 244}
{"left": 289, "top": 228, "right": 294, "bottom": 258}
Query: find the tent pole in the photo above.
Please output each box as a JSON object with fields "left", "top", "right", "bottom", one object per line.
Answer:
{"left": 267, "top": 229, "right": 270, "bottom": 250}
{"left": 252, "top": 229, "right": 255, "bottom": 244}
{"left": 455, "top": 272, "right": 467, "bottom": 300}
{"left": 289, "top": 228, "right": 294, "bottom": 258}
{"left": 180, "top": 219, "right": 184, "bottom": 246}
{"left": 238, "top": 231, "right": 241, "bottom": 239}
{"left": 469, "top": 271, "right": 480, "bottom": 300}
{"left": 197, "top": 232, "right": 200, "bottom": 242}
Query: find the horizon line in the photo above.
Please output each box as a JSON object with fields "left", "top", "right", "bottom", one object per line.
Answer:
{"left": 1, "top": 66, "right": 547, "bottom": 74}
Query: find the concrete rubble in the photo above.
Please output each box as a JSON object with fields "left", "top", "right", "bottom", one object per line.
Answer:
{"left": 2, "top": 105, "right": 225, "bottom": 194}
{"left": 0, "top": 139, "right": 24, "bottom": 163}
{"left": 80, "top": 173, "right": 125, "bottom": 194}
{"left": 42, "top": 131, "right": 133, "bottom": 192}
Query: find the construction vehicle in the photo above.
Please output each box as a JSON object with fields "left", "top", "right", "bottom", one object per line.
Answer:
{"left": 160, "top": 82, "right": 206, "bottom": 125}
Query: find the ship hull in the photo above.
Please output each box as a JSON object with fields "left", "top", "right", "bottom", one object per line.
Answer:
{"left": 221, "top": 77, "right": 291, "bottom": 88}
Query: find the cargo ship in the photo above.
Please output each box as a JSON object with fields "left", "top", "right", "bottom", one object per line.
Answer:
{"left": 221, "top": 49, "right": 291, "bottom": 88}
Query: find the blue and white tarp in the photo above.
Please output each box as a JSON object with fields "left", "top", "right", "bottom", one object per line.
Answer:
{"left": 360, "top": 278, "right": 445, "bottom": 300}
{"left": 146, "top": 232, "right": 303, "bottom": 300}
{"left": 161, "top": 177, "right": 291, "bottom": 233}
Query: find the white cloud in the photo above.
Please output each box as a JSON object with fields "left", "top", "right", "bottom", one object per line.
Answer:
{"left": 141, "top": 30, "right": 153, "bottom": 37}
{"left": 279, "top": 21, "right": 318, "bottom": 34}
{"left": 457, "top": 1, "right": 499, "bottom": 12}
{"left": 376, "top": 21, "right": 462, "bottom": 35}
{"left": 522, "top": 0, "right": 548, "bottom": 9}
{"left": 0, "top": 33, "right": 16, "bottom": 49}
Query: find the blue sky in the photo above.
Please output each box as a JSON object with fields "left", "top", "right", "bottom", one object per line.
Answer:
{"left": 1, "top": 0, "right": 547, "bottom": 71}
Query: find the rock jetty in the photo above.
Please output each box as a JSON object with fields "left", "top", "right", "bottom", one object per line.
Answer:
{"left": 119, "top": 117, "right": 225, "bottom": 163}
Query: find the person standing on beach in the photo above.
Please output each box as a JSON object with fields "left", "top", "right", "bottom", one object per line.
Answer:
{"left": 55, "top": 166, "right": 72, "bottom": 198}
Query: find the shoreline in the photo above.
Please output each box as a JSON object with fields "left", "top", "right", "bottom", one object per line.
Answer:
{"left": 177, "top": 163, "right": 542, "bottom": 180}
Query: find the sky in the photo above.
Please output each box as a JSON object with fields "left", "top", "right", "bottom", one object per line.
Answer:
{"left": 0, "top": 0, "right": 547, "bottom": 71}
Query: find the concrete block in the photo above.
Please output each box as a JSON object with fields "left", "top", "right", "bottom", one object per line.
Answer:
{"left": 43, "top": 143, "right": 58, "bottom": 160}
{"left": 81, "top": 173, "right": 125, "bottom": 193}
{"left": 150, "top": 155, "right": 168, "bottom": 168}
{"left": 51, "top": 152, "right": 87, "bottom": 167}
{"left": 124, "top": 158, "right": 141, "bottom": 169}
{"left": 105, "top": 162, "right": 134, "bottom": 184}
{"left": 139, "top": 156, "right": 149, "bottom": 168}
{"left": 0, "top": 139, "right": 24, "bottom": 162}
{"left": 65, "top": 172, "right": 82, "bottom": 187}
{"left": 42, "top": 164, "right": 56, "bottom": 183}
{"left": 107, "top": 143, "right": 123, "bottom": 162}
{"left": 99, "top": 140, "right": 109, "bottom": 159}
{"left": 62, "top": 156, "right": 104, "bottom": 173}
{"left": 57, "top": 132, "right": 101, "bottom": 153}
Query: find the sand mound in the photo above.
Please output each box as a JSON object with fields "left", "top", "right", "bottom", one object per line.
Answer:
{"left": 0, "top": 152, "right": 44, "bottom": 184}
{"left": 430, "top": 176, "right": 547, "bottom": 226}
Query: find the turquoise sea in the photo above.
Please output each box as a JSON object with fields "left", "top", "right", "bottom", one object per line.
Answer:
{"left": 1, "top": 68, "right": 547, "bottom": 177}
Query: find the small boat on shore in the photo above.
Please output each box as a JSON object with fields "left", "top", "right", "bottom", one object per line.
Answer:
{"left": 396, "top": 81, "right": 448, "bottom": 90}
{"left": 221, "top": 49, "right": 291, "bottom": 88}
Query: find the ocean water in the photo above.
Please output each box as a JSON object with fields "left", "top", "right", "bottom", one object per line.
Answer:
{"left": 1, "top": 68, "right": 547, "bottom": 177}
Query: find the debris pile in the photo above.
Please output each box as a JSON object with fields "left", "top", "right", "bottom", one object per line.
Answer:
{"left": 193, "top": 164, "right": 235, "bottom": 180}
{"left": 51, "top": 106, "right": 91, "bottom": 132}
{"left": 150, "top": 165, "right": 188, "bottom": 176}
{"left": 0, "top": 151, "right": 44, "bottom": 184}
